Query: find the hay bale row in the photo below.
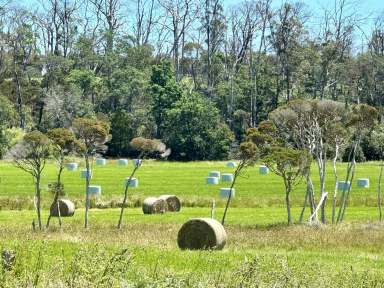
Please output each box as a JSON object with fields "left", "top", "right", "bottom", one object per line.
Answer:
{"left": 177, "top": 218, "right": 227, "bottom": 250}
{"left": 50, "top": 199, "right": 75, "bottom": 217}
{"left": 142, "top": 195, "right": 181, "bottom": 214}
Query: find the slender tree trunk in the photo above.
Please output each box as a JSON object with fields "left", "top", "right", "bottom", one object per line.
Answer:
{"left": 84, "top": 156, "right": 91, "bottom": 228}
{"left": 378, "top": 161, "right": 383, "bottom": 222}
{"left": 46, "top": 165, "right": 63, "bottom": 228}
{"left": 337, "top": 139, "right": 359, "bottom": 223}
{"left": 117, "top": 164, "right": 140, "bottom": 229}
{"left": 221, "top": 164, "right": 243, "bottom": 226}
{"left": 36, "top": 174, "right": 42, "bottom": 230}
{"left": 285, "top": 182, "right": 292, "bottom": 225}
{"left": 332, "top": 144, "right": 339, "bottom": 224}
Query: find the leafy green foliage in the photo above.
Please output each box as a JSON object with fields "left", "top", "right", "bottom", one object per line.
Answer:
{"left": 163, "top": 92, "right": 233, "bottom": 160}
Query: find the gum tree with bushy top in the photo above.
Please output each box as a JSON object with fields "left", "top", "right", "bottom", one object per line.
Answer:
{"left": 72, "top": 117, "right": 110, "bottom": 228}
{"left": 8, "top": 131, "right": 51, "bottom": 230}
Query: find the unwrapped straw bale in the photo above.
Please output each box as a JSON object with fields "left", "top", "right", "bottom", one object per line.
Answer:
{"left": 142, "top": 197, "right": 167, "bottom": 214}
{"left": 177, "top": 218, "right": 227, "bottom": 250}
{"left": 50, "top": 199, "right": 75, "bottom": 217}
{"left": 158, "top": 195, "right": 181, "bottom": 212}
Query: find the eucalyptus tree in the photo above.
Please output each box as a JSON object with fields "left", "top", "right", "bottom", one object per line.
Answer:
{"left": 269, "top": 99, "right": 346, "bottom": 223}
{"left": 46, "top": 128, "right": 78, "bottom": 228}
{"left": 8, "top": 131, "right": 51, "bottom": 230}
{"left": 117, "top": 137, "right": 169, "bottom": 229}
{"left": 72, "top": 117, "right": 110, "bottom": 228}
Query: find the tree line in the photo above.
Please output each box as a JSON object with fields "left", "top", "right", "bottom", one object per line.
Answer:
{"left": 0, "top": 0, "right": 384, "bottom": 160}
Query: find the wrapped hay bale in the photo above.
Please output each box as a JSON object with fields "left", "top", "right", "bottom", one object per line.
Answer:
{"left": 124, "top": 177, "right": 139, "bottom": 188}
{"left": 221, "top": 173, "right": 234, "bottom": 182}
{"left": 142, "top": 197, "right": 167, "bottom": 214}
{"left": 337, "top": 181, "right": 350, "bottom": 191}
{"left": 206, "top": 176, "right": 219, "bottom": 185}
{"left": 66, "top": 162, "right": 78, "bottom": 171}
{"left": 96, "top": 158, "right": 107, "bottom": 166}
{"left": 208, "top": 171, "right": 221, "bottom": 178}
{"left": 259, "top": 165, "right": 269, "bottom": 175}
{"left": 158, "top": 195, "right": 181, "bottom": 212}
{"left": 226, "top": 161, "right": 237, "bottom": 168}
{"left": 118, "top": 159, "right": 128, "bottom": 166}
{"left": 88, "top": 185, "right": 101, "bottom": 197}
{"left": 357, "top": 178, "right": 369, "bottom": 188}
{"left": 220, "top": 188, "right": 235, "bottom": 199}
{"left": 177, "top": 218, "right": 227, "bottom": 250}
{"left": 133, "top": 159, "right": 142, "bottom": 167}
{"left": 80, "top": 169, "right": 92, "bottom": 179}
{"left": 50, "top": 199, "right": 75, "bottom": 217}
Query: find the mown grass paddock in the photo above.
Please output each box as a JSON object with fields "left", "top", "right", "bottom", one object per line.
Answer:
{"left": 1, "top": 160, "right": 384, "bottom": 287}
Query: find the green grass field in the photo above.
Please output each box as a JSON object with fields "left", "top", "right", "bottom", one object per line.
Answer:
{"left": 1, "top": 160, "right": 384, "bottom": 287}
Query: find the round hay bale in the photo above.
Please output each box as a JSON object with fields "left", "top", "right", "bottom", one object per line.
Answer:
{"left": 177, "top": 218, "right": 227, "bottom": 250}
{"left": 50, "top": 199, "right": 75, "bottom": 217}
{"left": 158, "top": 195, "right": 181, "bottom": 212}
{"left": 206, "top": 176, "right": 219, "bottom": 185}
{"left": 142, "top": 197, "right": 167, "bottom": 214}
{"left": 208, "top": 171, "right": 221, "bottom": 178}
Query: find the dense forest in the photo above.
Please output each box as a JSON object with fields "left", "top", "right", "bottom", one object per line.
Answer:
{"left": 0, "top": 0, "right": 384, "bottom": 160}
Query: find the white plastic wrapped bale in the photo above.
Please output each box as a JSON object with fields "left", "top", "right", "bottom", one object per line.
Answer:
{"left": 208, "top": 171, "right": 220, "bottom": 178}
{"left": 177, "top": 218, "right": 227, "bottom": 250}
{"left": 357, "top": 178, "right": 369, "bottom": 188}
{"left": 259, "top": 165, "right": 269, "bottom": 175}
{"left": 80, "top": 169, "right": 92, "bottom": 179}
{"left": 66, "top": 163, "right": 78, "bottom": 171}
{"left": 226, "top": 161, "right": 237, "bottom": 168}
{"left": 96, "top": 158, "right": 107, "bottom": 166}
{"left": 337, "top": 181, "right": 351, "bottom": 191}
{"left": 220, "top": 188, "right": 235, "bottom": 199}
{"left": 118, "top": 159, "right": 128, "bottom": 166}
{"left": 125, "top": 177, "right": 139, "bottom": 188}
{"left": 221, "top": 173, "right": 234, "bottom": 182}
{"left": 88, "top": 185, "right": 101, "bottom": 196}
{"left": 206, "top": 177, "right": 219, "bottom": 185}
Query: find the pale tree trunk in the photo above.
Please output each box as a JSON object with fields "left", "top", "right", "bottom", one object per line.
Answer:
{"left": 35, "top": 173, "right": 42, "bottom": 230}
{"left": 299, "top": 173, "right": 315, "bottom": 223}
{"left": 46, "top": 164, "right": 64, "bottom": 228}
{"left": 84, "top": 156, "right": 91, "bottom": 228}
{"left": 378, "top": 161, "right": 383, "bottom": 222}
{"left": 331, "top": 144, "right": 339, "bottom": 224}
{"left": 117, "top": 163, "right": 140, "bottom": 229}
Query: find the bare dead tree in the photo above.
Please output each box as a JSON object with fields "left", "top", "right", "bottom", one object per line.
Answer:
{"left": 158, "top": 0, "right": 198, "bottom": 81}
